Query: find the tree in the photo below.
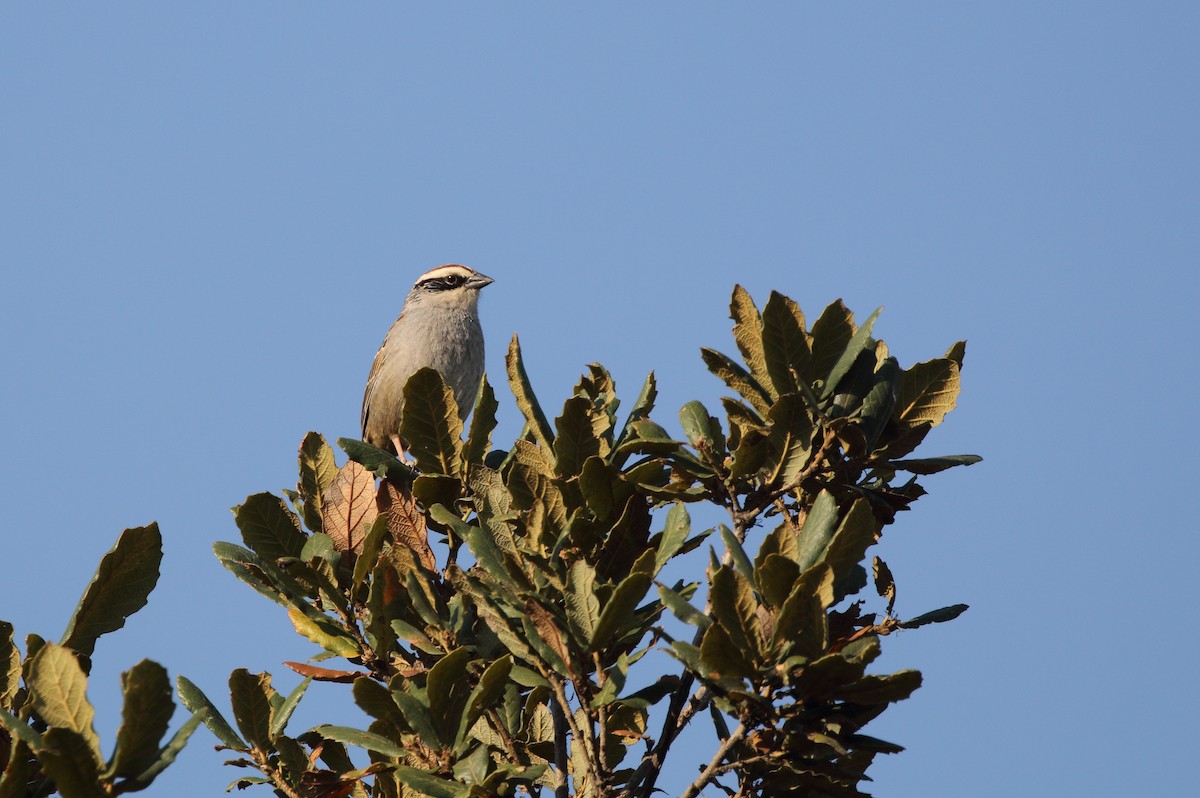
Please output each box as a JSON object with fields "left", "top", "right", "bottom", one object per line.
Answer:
{"left": 0, "top": 285, "right": 977, "bottom": 798}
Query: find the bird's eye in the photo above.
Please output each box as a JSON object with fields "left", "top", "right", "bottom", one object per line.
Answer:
{"left": 443, "top": 274, "right": 463, "bottom": 287}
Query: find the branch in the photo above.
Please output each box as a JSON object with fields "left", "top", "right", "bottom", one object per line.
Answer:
{"left": 551, "top": 700, "right": 569, "bottom": 798}
{"left": 679, "top": 724, "right": 748, "bottom": 798}
{"left": 550, "top": 676, "right": 602, "bottom": 794}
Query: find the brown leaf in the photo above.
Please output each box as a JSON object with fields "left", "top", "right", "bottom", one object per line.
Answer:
{"left": 298, "top": 769, "right": 362, "bottom": 798}
{"left": 283, "top": 662, "right": 367, "bottom": 683}
{"left": 377, "top": 480, "right": 436, "bottom": 571}
{"left": 322, "top": 461, "right": 378, "bottom": 554}
{"left": 526, "top": 600, "right": 572, "bottom": 676}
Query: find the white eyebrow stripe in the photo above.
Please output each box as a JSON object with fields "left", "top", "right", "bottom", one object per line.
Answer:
{"left": 415, "top": 264, "right": 474, "bottom": 283}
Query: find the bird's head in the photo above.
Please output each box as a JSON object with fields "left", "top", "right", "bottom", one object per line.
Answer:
{"left": 404, "top": 264, "right": 494, "bottom": 312}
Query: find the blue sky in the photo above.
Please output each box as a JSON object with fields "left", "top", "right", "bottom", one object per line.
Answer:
{"left": 2, "top": 4, "right": 1196, "bottom": 796}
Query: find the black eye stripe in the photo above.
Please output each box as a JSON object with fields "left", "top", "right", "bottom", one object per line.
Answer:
{"left": 420, "top": 274, "right": 467, "bottom": 291}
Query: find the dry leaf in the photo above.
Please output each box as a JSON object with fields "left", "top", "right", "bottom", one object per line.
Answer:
{"left": 321, "top": 461, "right": 378, "bottom": 554}
{"left": 283, "top": 661, "right": 367, "bottom": 683}
{"left": 377, "top": 480, "right": 436, "bottom": 571}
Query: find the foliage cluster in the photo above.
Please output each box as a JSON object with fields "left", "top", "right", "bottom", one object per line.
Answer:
{"left": 187, "top": 286, "right": 977, "bottom": 798}
{"left": 0, "top": 286, "right": 977, "bottom": 798}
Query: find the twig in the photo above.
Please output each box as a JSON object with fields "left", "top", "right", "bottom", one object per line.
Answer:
{"left": 551, "top": 700, "right": 569, "bottom": 798}
{"left": 679, "top": 724, "right": 747, "bottom": 798}
{"left": 550, "top": 677, "right": 601, "bottom": 794}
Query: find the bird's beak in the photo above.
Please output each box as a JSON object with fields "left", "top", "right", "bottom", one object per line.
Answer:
{"left": 466, "top": 272, "right": 494, "bottom": 290}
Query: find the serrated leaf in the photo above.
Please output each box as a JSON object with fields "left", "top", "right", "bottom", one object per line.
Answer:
{"left": 592, "top": 571, "right": 653, "bottom": 651}
{"left": 60, "top": 524, "right": 162, "bottom": 657}
{"left": 400, "top": 367, "right": 466, "bottom": 479}
{"left": 176, "top": 675, "right": 245, "bottom": 749}
{"left": 613, "top": 372, "right": 657, "bottom": 456}
{"left": 321, "top": 461, "right": 379, "bottom": 555}
{"left": 824, "top": 499, "right": 879, "bottom": 602}
{"left": 229, "top": 670, "right": 274, "bottom": 750}
{"left": 352, "top": 677, "right": 406, "bottom": 731}
{"left": 28, "top": 643, "right": 100, "bottom": 760}
{"left": 700, "top": 347, "right": 773, "bottom": 415}
{"left": 212, "top": 542, "right": 289, "bottom": 607}
{"left": 772, "top": 563, "right": 833, "bottom": 659}
{"left": 837, "top": 669, "right": 922, "bottom": 703}
{"left": 900, "top": 603, "right": 969, "bottom": 629}
{"left": 762, "top": 290, "right": 811, "bottom": 396}
{"left": 895, "top": 358, "right": 961, "bottom": 428}
{"left": 709, "top": 566, "right": 762, "bottom": 664}
{"left": 107, "top": 659, "right": 173, "bottom": 779}
{"left": 755, "top": 553, "right": 800, "bottom": 610}
{"left": 464, "top": 373, "right": 499, "bottom": 466}
{"left": 729, "top": 285, "right": 772, "bottom": 394}
{"left": 554, "top": 395, "right": 601, "bottom": 479}
{"left": 506, "top": 334, "right": 555, "bottom": 451}
{"left": 566, "top": 562, "right": 601, "bottom": 645}
{"left": 287, "top": 608, "right": 359, "bottom": 658}
{"left": 38, "top": 728, "right": 104, "bottom": 798}
{"left": 298, "top": 432, "right": 339, "bottom": 534}
{"left": 945, "top": 340, "right": 967, "bottom": 368}
{"left": 235, "top": 494, "right": 307, "bottom": 563}
{"left": 391, "top": 689, "right": 441, "bottom": 749}
{"left": 376, "top": 480, "right": 436, "bottom": 571}
{"left": 1, "top": 622, "right": 18, "bottom": 710}
{"left": 312, "top": 725, "right": 408, "bottom": 759}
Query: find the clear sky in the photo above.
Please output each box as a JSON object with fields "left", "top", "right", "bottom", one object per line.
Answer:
{"left": 2, "top": 4, "right": 1196, "bottom": 796}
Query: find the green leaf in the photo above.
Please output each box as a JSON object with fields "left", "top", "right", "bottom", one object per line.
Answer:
{"left": 679, "top": 400, "right": 725, "bottom": 458}
{"left": 873, "top": 557, "right": 896, "bottom": 615}
{"left": 658, "top": 584, "right": 710, "bottom": 630}
{"left": 900, "top": 603, "right": 969, "bottom": 629}
{"left": 613, "top": 372, "right": 658, "bottom": 456}
{"left": 351, "top": 515, "right": 390, "bottom": 588}
{"left": 311, "top": 724, "right": 408, "bottom": 759}
{"left": 228, "top": 669, "right": 274, "bottom": 750}
{"left": 824, "top": 499, "right": 879, "bottom": 602}
{"left": 27, "top": 643, "right": 100, "bottom": 760}
{"left": 719, "top": 526, "right": 754, "bottom": 581}
{"left": 1, "top": 622, "right": 18, "bottom": 710}
{"left": 298, "top": 431, "right": 339, "bottom": 534}
{"left": 461, "top": 656, "right": 513, "bottom": 747}
{"left": 392, "top": 765, "right": 470, "bottom": 798}
{"left": 0, "top": 707, "right": 43, "bottom": 751}
{"left": 211, "top": 542, "right": 289, "bottom": 607}
{"left": 234, "top": 493, "right": 306, "bottom": 563}
{"left": 506, "top": 334, "right": 555, "bottom": 451}
{"left": 809, "top": 300, "right": 854, "bottom": 389}
{"left": 554, "top": 395, "right": 601, "bottom": 478}
{"left": 700, "top": 347, "right": 773, "bottom": 416}
{"left": 795, "top": 490, "right": 838, "bottom": 572}
{"left": 336, "top": 437, "right": 417, "bottom": 482}
{"left": 895, "top": 358, "right": 961, "bottom": 428}
{"left": 107, "top": 659, "right": 173, "bottom": 779}
{"left": 176, "top": 675, "right": 245, "bottom": 750}
{"left": 837, "top": 669, "right": 923, "bottom": 703}
{"left": 889, "top": 455, "right": 982, "bottom": 474}
{"left": 427, "top": 647, "right": 472, "bottom": 747}
{"left": 38, "top": 728, "right": 105, "bottom": 798}
{"left": 729, "top": 285, "right": 773, "bottom": 395}
{"left": 761, "top": 290, "right": 810, "bottom": 396}
{"left": 400, "top": 367, "right": 466, "bottom": 479}
{"left": 353, "top": 677, "right": 407, "bottom": 731}
{"left": 654, "top": 504, "right": 691, "bottom": 573}
{"left": 464, "top": 373, "right": 499, "bottom": 466}
{"left": 945, "top": 340, "right": 967, "bottom": 368}
{"left": 772, "top": 563, "right": 833, "bottom": 659}
{"left": 125, "top": 709, "right": 205, "bottom": 788}
{"left": 391, "top": 689, "right": 441, "bottom": 749}
{"left": 61, "top": 524, "right": 162, "bottom": 657}
{"left": 592, "top": 571, "right": 653, "bottom": 651}
{"left": 698, "top": 623, "right": 754, "bottom": 680}
{"left": 268, "top": 677, "right": 311, "bottom": 739}
{"left": 709, "top": 565, "right": 762, "bottom": 665}
{"left": 566, "top": 562, "right": 601, "bottom": 645}
{"left": 755, "top": 553, "right": 800, "bottom": 610}
{"left": 860, "top": 356, "right": 900, "bottom": 449}
{"left": 823, "top": 306, "right": 882, "bottom": 399}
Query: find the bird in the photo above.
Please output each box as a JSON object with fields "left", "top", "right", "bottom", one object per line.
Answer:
{"left": 361, "top": 264, "right": 493, "bottom": 454}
